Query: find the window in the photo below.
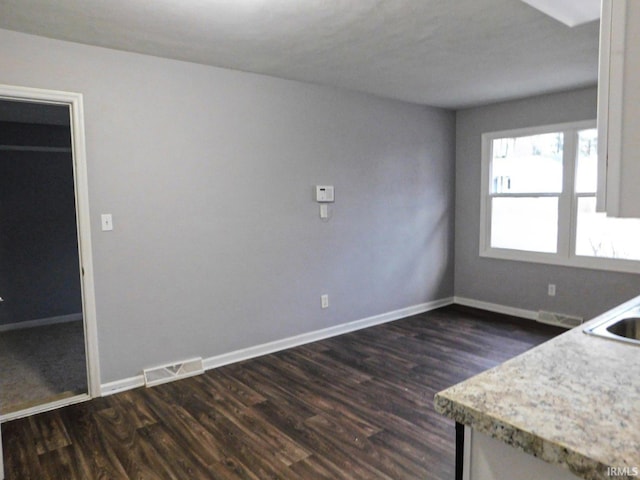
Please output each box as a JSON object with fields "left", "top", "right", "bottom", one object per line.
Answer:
{"left": 480, "top": 121, "right": 640, "bottom": 274}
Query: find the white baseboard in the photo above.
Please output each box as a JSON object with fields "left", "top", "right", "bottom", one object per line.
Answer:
{"left": 101, "top": 375, "right": 144, "bottom": 397}
{"left": 203, "top": 297, "right": 454, "bottom": 371}
{"left": 453, "top": 296, "right": 538, "bottom": 321}
{"left": 0, "top": 313, "right": 83, "bottom": 332}
{"left": 101, "top": 296, "right": 454, "bottom": 397}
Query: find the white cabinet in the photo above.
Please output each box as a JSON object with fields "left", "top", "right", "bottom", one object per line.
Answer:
{"left": 465, "top": 428, "right": 582, "bottom": 480}
{"left": 597, "top": 0, "right": 640, "bottom": 217}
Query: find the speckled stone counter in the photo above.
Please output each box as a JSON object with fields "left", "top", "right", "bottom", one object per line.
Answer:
{"left": 434, "top": 297, "right": 640, "bottom": 480}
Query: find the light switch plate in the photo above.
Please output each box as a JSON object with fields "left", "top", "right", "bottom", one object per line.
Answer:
{"left": 101, "top": 214, "right": 113, "bottom": 231}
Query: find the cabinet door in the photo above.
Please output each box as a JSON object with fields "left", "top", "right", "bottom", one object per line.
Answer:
{"left": 598, "top": 0, "right": 640, "bottom": 218}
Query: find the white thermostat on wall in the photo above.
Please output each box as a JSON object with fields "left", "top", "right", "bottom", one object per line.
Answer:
{"left": 315, "top": 185, "right": 335, "bottom": 202}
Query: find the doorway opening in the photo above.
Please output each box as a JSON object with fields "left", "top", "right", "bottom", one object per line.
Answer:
{"left": 0, "top": 84, "right": 99, "bottom": 422}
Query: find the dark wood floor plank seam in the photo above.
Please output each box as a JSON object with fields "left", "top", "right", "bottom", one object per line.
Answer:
{"left": 188, "top": 383, "right": 312, "bottom": 468}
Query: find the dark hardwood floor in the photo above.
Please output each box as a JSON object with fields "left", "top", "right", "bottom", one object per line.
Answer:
{"left": 2, "top": 305, "right": 564, "bottom": 479}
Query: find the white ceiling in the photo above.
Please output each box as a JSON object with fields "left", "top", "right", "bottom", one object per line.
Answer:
{"left": 0, "top": 0, "right": 600, "bottom": 109}
{"left": 521, "top": 0, "right": 601, "bottom": 27}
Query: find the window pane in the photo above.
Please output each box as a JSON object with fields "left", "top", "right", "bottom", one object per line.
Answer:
{"left": 491, "top": 133, "right": 563, "bottom": 194}
{"left": 491, "top": 197, "right": 558, "bottom": 253}
{"left": 575, "top": 129, "right": 598, "bottom": 193}
{"left": 576, "top": 197, "right": 640, "bottom": 260}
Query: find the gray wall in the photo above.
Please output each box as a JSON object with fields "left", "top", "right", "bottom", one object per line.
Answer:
{"left": 455, "top": 87, "right": 640, "bottom": 320}
{"left": 0, "top": 121, "right": 82, "bottom": 325}
{"left": 0, "top": 29, "right": 455, "bottom": 383}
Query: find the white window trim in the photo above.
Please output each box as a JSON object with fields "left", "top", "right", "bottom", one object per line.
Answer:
{"left": 479, "top": 119, "right": 640, "bottom": 275}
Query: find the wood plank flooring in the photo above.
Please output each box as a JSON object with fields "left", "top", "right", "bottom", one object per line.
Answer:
{"left": 2, "top": 305, "right": 564, "bottom": 479}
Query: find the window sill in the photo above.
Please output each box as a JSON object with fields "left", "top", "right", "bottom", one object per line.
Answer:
{"left": 480, "top": 248, "right": 640, "bottom": 275}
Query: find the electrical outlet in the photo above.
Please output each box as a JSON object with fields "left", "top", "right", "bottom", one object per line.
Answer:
{"left": 548, "top": 284, "right": 556, "bottom": 296}
{"left": 321, "top": 294, "right": 329, "bottom": 309}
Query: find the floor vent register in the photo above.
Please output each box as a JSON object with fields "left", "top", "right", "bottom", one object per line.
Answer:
{"left": 143, "top": 357, "right": 204, "bottom": 387}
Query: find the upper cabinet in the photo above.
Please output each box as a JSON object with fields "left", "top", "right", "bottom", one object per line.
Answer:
{"left": 597, "top": 0, "right": 640, "bottom": 217}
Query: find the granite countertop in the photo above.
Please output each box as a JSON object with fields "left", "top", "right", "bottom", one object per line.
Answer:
{"left": 434, "top": 296, "right": 640, "bottom": 480}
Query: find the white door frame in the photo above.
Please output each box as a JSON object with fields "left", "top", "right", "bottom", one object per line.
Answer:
{"left": 0, "top": 84, "right": 101, "bottom": 418}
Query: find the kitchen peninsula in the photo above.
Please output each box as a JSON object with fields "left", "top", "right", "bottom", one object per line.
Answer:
{"left": 435, "top": 295, "right": 640, "bottom": 480}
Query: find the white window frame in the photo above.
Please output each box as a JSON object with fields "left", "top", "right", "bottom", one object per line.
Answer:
{"left": 479, "top": 120, "right": 640, "bottom": 275}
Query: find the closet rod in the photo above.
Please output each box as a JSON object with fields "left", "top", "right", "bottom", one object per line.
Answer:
{"left": 0, "top": 145, "right": 71, "bottom": 153}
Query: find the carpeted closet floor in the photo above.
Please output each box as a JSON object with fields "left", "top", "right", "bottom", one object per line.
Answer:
{"left": 0, "top": 320, "right": 87, "bottom": 415}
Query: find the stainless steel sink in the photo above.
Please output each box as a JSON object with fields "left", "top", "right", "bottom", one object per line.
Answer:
{"left": 585, "top": 311, "right": 640, "bottom": 346}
